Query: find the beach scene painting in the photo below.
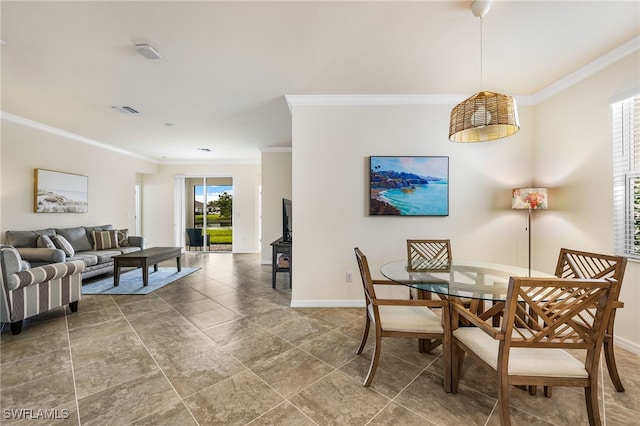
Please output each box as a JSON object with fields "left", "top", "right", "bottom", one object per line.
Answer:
{"left": 370, "top": 156, "right": 449, "bottom": 216}
{"left": 34, "top": 169, "right": 88, "bottom": 213}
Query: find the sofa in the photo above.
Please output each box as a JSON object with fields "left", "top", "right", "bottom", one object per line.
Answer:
{"left": 1, "top": 245, "right": 85, "bottom": 334}
{"left": 5, "top": 225, "right": 145, "bottom": 279}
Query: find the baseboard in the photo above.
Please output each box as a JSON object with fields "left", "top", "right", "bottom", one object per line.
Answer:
{"left": 615, "top": 335, "right": 640, "bottom": 355}
{"left": 290, "top": 299, "right": 365, "bottom": 308}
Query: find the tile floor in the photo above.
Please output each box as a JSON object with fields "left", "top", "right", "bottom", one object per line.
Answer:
{"left": 1, "top": 253, "right": 638, "bottom": 425}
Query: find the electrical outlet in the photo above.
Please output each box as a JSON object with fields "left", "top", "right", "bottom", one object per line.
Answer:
{"left": 345, "top": 272, "right": 353, "bottom": 282}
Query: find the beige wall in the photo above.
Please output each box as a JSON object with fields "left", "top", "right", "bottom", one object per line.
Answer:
{"left": 290, "top": 102, "right": 535, "bottom": 303}
{"left": 533, "top": 53, "right": 640, "bottom": 351}
{"left": 1, "top": 119, "right": 157, "bottom": 237}
{"left": 260, "top": 150, "right": 292, "bottom": 264}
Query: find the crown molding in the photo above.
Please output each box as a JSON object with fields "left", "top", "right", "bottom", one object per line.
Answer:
{"left": 285, "top": 93, "right": 536, "bottom": 109}
{"left": 285, "top": 36, "right": 639, "bottom": 110}
{"left": 4, "top": 35, "right": 637, "bottom": 161}
{"left": 0, "top": 111, "right": 157, "bottom": 163}
{"left": 533, "top": 36, "right": 640, "bottom": 104}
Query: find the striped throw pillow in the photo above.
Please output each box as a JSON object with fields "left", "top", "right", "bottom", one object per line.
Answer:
{"left": 92, "top": 230, "right": 119, "bottom": 250}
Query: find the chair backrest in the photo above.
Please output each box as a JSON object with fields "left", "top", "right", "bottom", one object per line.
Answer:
{"left": 186, "top": 228, "right": 204, "bottom": 245}
{"left": 555, "top": 248, "right": 627, "bottom": 283}
{"left": 354, "top": 247, "right": 377, "bottom": 306}
{"left": 406, "top": 239, "right": 451, "bottom": 272}
{"left": 554, "top": 248, "right": 626, "bottom": 330}
{"left": 501, "top": 276, "right": 618, "bottom": 369}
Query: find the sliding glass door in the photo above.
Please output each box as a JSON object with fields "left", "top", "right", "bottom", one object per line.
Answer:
{"left": 177, "top": 176, "right": 233, "bottom": 252}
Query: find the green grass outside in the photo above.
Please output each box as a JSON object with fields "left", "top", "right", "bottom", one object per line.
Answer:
{"left": 195, "top": 214, "right": 232, "bottom": 227}
{"left": 206, "top": 228, "right": 232, "bottom": 244}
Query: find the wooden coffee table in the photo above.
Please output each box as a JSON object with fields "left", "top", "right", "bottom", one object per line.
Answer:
{"left": 113, "top": 247, "right": 182, "bottom": 286}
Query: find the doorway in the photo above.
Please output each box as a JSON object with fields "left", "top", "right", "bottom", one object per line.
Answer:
{"left": 185, "top": 177, "right": 233, "bottom": 252}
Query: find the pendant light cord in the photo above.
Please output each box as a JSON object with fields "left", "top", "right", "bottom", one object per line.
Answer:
{"left": 479, "top": 16, "right": 483, "bottom": 91}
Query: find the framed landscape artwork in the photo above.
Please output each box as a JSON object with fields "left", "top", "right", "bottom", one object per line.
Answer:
{"left": 369, "top": 156, "right": 449, "bottom": 216}
{"left": 34, "top": 169, "right": 88, "bottom": 213}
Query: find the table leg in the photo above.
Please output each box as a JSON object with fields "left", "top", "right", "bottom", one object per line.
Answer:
{"left": 153, "top": 263, "right": 158, "bottom": 272}
{"left": 176, "top": 256, "right": 181, "bottom": 272}
{"left": 114, "top": 262, "right": 120, "bottom": 287}
{"left": 272, "top": 246, "right": 277, "bottom": 289}
{"left": 143, "top": 260, "right": 149, "bottom": 286}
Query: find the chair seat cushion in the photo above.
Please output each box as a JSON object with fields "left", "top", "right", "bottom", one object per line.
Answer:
{"left": 453, "top": 327, "right": 588, "bottom": 378}
{"left": 370, "top": 304, "right": 443, "bottom": 333}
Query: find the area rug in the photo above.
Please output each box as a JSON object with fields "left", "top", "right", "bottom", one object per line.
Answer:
{"left": 81, "top": 267, "right": 200, "bottom": 295}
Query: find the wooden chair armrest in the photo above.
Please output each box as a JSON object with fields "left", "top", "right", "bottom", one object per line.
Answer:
{"left": 374, "top": 298, "right": 448, "bottom": 308}
{"left": 451, "top": 302, "right": 504, "bottom": 340}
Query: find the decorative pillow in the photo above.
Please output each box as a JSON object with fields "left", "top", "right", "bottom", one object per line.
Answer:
{"left": 117, "top": 229, "right": 129, "bottom": 247}
{"left": 37, "top": 234, "right": 56, "bottom": 249}
{"left": 92, "top": 230, "right": 119, "bottom": 250}
{"left": 52, "top": 235, "right": 75, "bottom": 257}
{"left": 55, "top": 227, "right": 92, "bottom": 252}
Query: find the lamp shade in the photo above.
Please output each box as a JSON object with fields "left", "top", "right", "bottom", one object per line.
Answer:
{"left": 449, "top": 91, "right": 520, "bottom": 142}
{"left": 512, "top": 187, "right": 548, "bottom": 210}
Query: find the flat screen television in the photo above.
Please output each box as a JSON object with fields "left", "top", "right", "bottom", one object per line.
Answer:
{"left": 282, "top": 198, "right": 292, "bottom": 242}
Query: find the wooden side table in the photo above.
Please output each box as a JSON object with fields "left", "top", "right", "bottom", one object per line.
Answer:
{"left": 270, "top": 238, "right": 291, "bottom": 289}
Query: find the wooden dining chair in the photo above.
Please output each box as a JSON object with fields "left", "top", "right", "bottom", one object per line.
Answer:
{"left": 554, "top": 248, "right": 627, "bottom": 392}
{"left": 406, "top": 239, "right": 452, "bottom": 272}
{"left": 451, "top": 276, "right": 618, "bottom": 426}
{"left": 406, "top": 239, "right": 481, "bottom": 329}
{"left": 406, "top": 239, "right": 452, "bottom": 301}
{"left": 354, "top": 248, "right": 451, "bottom": 391}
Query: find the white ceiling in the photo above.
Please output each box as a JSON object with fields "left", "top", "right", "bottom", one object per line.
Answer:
{"left": 1, "top": 1, "right": 639, "bottom": 163}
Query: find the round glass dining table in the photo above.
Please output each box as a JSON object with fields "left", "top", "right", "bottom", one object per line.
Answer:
{"left": 380, "top": 260, "right": 554, "bottom": 302}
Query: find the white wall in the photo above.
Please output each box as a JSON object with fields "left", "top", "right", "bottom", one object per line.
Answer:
{"left": 141, "top": 163, "right": 261, "bottom": 253}
{"left": 533, "top": 53, "right": 640, "bottom": 351}
{"left": 289, "top": 102, "right": 535, "bottom": 304}
{"left": 1, "top": 119, "right": 157, "bottom": 237}
{"left": 260, "top": 150, "right": 292, "bottom": 263}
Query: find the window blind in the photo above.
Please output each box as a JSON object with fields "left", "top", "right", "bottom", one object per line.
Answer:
{"left": 612, "top": 95, "right": 640, "bottom": 258}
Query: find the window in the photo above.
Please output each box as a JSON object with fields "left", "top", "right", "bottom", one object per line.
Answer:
{"left": 613, "top": 95, "right": 640, "bottom": 258}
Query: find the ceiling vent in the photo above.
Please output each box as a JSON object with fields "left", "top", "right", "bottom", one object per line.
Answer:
{"left": 135, "top": 44, "right": 162, "bottom": 60}
{"left": 111, "top": 105, "right": 140, "bottom": 114}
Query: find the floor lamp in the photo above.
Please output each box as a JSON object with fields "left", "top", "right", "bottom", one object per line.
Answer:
{"left": 512, "top": 187, "right": 548, "bottom": 276}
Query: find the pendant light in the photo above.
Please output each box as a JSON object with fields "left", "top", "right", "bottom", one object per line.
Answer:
{"left": 449, "top": 1, "right": 520, "bottom": 143}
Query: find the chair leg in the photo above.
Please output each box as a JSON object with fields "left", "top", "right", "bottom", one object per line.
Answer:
{"left": 451, "top": 343, "right": 464, "bottom": 393}
{"left": 585, "top": 385, "right": 601, "bottom": 426}
{"left": 10, "top": 320, "right": 23, "bottom": 335}
{"left": 356, "top": 315, "right": 370, "bottom": 355}
{"left": 69, "top": 301, "right": 79, "bottom": 312}
{"left": 497, "top": 375, "right": 512, "bottom": 426}
{"left": 604, "top": 335, "right": 625, "bottom": 392}
{"left": 363, "top": 333, "right": 382, "bottom": 387}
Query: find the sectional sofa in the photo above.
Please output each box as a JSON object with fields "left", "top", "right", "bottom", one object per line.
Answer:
{"left": 5, "top": 225, "right": 145, "bottom": 279}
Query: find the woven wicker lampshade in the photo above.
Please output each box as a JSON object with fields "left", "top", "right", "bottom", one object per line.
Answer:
{"left": 449, "top": 91, "right": 520, "bottom": 142}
